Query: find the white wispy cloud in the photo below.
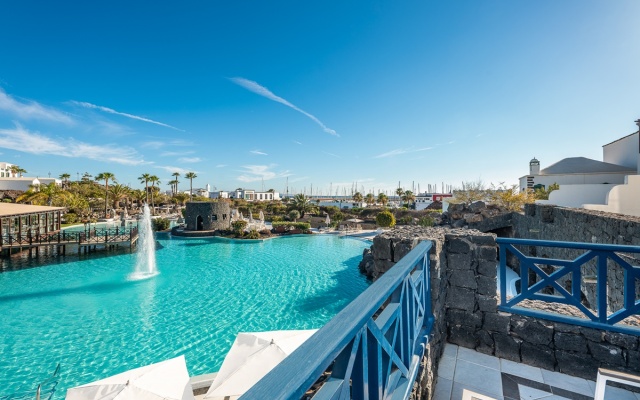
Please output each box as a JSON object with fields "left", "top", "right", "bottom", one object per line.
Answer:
{"left": 250, "top": 150, "right": 268, "bottom": 156}
{"left": 322, "top": 151, "right": 341, "bottom": 158}
{"left": 288, "top": 176, "right": 309, "bottom": 183}
{"left": 160, "top": 150, "right": 196, "bottom": 157}
{"left": 293, "top": 141, "right": 303, "bottom": 145}
{"left": 374, "top": 146, "right": 433, "bottom": 159}
{"left": 178, "top": 157, "right": 202, "bottom": 163}
{"left": 155, "top": 165, "right": 192, "bottom": 175}
{"left": 0, "top": 124, "right": 145, "bottom": 165}
{"left": 216, "top": 164, "right": 227, "bottom": 168}
{"left": 70, "top": 100, "right": 184, "bottom": 131}
{"left": 237, "top": 164, "right": 290, "bottom": 182}
{"left": 0, "top": 89, "right": 74, "bottom": 125}
{"left": 230, "top": 77, "right": 338, "bottom": 137}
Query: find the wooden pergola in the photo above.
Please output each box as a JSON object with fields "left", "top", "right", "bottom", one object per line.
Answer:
{"left": 0, "top": 204, "right": 65, "bottom": 241}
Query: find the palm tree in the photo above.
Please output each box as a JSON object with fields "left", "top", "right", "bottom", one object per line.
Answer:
{"left": 138, "top": 173, "right": 151, "bottom": 204}
{"left": 59, "top": 173, "right": 71, "bottom": 189}
{"left": 184, "top": 172, "right": 197, "bottom": 201}
{"left": 364, "top": 193, "right": 375, "bottom": 207}
{"left": 131, "top": 189, "right": 147, "bottom": 209}
{"left": 95, "top": 172, "right": 116, "bottom": 217}
{"left": 148, "top": 175, "right": 160, "bottom": 213}
{"left": 402, "top": 190, "right": 416, "bottom": 209}
{"left": 395, "top": 187, "right": 404, "bottom": 206}
{"left": 352, "top": 192, "right": 364, "bottom": 204}
{"left": 10, "top": 165, "right": 26, "bottom": 177}
{"left": 17, "top": 183, "right": 71, "bottom": 206}
{"left": 168, "top": 179, "right": 179, "bottom": 195}
{"left": 290, "top": 194, "right": 316, "bottom": 218}
{"left": 109, "top": 183, "right": 130, "bottom": 210}
{"left": 173, "top": 192, "right": 189, "bottom": 206}
{"left": 172, "top": 172, "right": 181, "bottom": 194}
{"left": 377, "top": 193, "right": 389, "bottom": 207}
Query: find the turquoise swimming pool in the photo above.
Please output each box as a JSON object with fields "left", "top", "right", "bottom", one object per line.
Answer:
{"left": 0, "top": 234, "right": 370, "bottom": 398}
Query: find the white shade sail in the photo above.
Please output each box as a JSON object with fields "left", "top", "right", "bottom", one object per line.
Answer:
{"left": 204, "top": 329, "right": 317, "bottom": 400}
{"left": 66, "top": 355, "right": 195, "bottom": 400}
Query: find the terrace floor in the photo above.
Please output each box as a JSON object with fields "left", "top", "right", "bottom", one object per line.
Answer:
{"left": 434, "top": 343, "right": 640, "bottom": 400}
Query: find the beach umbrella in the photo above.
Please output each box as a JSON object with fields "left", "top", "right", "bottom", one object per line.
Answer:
{"left": 66, "top": 355, "right": 195, "bottom": 400}
{"left": 249, "top": 212, "right": 254, "bottom": 223}
{"left": 204, "top": 330, "right": 317, "bottom": 400}
{"left": 325, "top": 214, "right": 330, "bottom": 225}
{"left": 345, "top": 218, "right": 363, "bottom": 223}
{"left": 259, "top": 211, "right": 264, "bottom": 221}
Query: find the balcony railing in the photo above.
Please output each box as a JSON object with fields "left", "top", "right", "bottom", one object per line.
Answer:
{"left": 242, "top": 241, "right": 434, "bottom": 400}
{"left": 497, "top": 237, "right": 640, "bottom": 335}
{"left": 0, "top": 227, "right": 138, "bottom": 248}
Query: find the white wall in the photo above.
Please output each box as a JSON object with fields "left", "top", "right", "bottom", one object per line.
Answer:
{"left": 519, "top": 173, "right": 629, "bottom": 192}
{"left": 584, "top": 175, "right": 640, "bottom": 217}
{"left": 0, "top": 178, "right": 60, "bottom": 191}
{"left": 603, "top": 132, "right": 638, "bottom": 170}
{"left": 537, "top": 184, "right": 619, "bottom": 208}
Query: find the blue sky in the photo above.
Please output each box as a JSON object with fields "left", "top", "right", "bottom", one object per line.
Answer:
{"left": 0, "top": 1, "right": 639, "bottom": 196}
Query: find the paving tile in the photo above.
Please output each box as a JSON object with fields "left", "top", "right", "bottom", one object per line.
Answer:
{"left": 540, "top": 369, "right": 593, "bottom": 397}
{"left": 518, "top": 385, "right": 555, "bottom": 399}
{"left": 433, "top": 376, "right": 453, "bottom": 400}
{"left": 500, "top": 359, "right": 544, "bottom": 383}
{"left": 457, "top": 346, "right": 501, "bottom": 370}
{"left": 438, "top": 355, "right": 457, "bottom": 380}
{"left": 443, "top": 343, "right": 459, "bottom": 359}
{"left": 451, "top": 381, "right": 504, "bottom": 400}
{"left": 454, "top": 359, "right": 503, "bottom": 398}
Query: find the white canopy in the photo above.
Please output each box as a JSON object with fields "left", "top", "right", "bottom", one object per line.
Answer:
{"left": 345, "top": 218, "right": 363, "bottom": 223}
{"left": 66, "top": 355, "right": 195, "bottom": 400}
{"left": 204, "top": 329, "right": 317, "bottom": 400}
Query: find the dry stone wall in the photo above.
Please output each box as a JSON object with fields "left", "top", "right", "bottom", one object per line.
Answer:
{"left": 364, "top": 225, "right": 640, "bottom": 399}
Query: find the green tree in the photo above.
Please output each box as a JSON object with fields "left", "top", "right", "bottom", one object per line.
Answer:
{"left": 138, "top": 173, "right": 151, "bottom": 204}
{"left": 364, "top": 193, "right": 375, "bottom": 206}
{"left": 10, "top": 165, "right": 26, "bottom": 177}
{"left": 376, "top": 210, "right": 396, "bottom": 228}
{"left": 185, "top": 172, "right": 197, "bottom": 201}
{"left": 59, "top": 173, "right": 71, "bottom": 189}
{"left": 131, "top": 189, "right": 147, "bottom": 209}
{"left": 171, "top": 172, "right": 181, "bottom": 194}
{"left": 109, "top": 183, "right": 130, "bottom": 210}
{"left": 290, "top": 194, "right": 316, "bottom": 217}
{"left": 534, "top": 183, "right": 560, "bottom": 200}
{"left": 352, "top": 192, "right": 364, "bottom": 204}
{"left": 377, "top": 193, "right": 389, "bottom": 207}
{"left": 451, "top": 180, "right": 488, "bottom": 205}
{"left": 95, "top": 172, "right": 116, "bottom": 217}
{"left": 489, "top": 183, "right": 535, "bottom": 211}
{"left": 17, "top": 183, "right": 71, "bottom": 206}
{"left": 149, "top": 175, "right": 160, "bottom": 213}
{"left": 288, "top": 210, "right": 301, "bottom": 221}
{"left": 402, "top": 190, "right": 416, "bottom": 209}
{"left": 395, "top": 187, "right": 404, "bottom": 206}
{"left": 173, "top": 192, "right": 189, "bottom": 206}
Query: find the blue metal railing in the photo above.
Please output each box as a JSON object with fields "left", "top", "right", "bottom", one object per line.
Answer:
{"left": 242, "top": 241, "right": 434, "bottom": 400}
{"left": 497, "top": 238, "right": 640, "bottom": 335}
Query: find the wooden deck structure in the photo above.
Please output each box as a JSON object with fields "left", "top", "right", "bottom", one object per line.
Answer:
{"left": 0, "top": 204, "right": 139, "bottom": 257}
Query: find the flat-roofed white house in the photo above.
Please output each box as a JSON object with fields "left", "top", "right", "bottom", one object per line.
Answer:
{"left": 525, "top": 121, "right": 640, "bottom": 216}
{"left": 0, "top": 162, "right": 18, "bottom": 178}
{"left": 210, "top": 189, "right": 280, "bottom": 202}
{"left": 0, "top": 177, "right": 62, "bottom": 192}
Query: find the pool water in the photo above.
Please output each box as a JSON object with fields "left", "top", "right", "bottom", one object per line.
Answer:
{"left": 0, "top": 234, "right": 370, "bottom": 398}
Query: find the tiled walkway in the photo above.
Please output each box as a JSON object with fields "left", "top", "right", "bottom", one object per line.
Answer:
{"left": 434, "top": 343, "right": 640, "bottom": 400}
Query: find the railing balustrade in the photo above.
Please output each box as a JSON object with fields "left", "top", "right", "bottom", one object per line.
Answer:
{"left": 0, "top": 227, "right": 138, "bottom": 247}
{"left": 497, "top": 238, "right": 640, "bottom": 335}
{"left": 242, "top": 241, "right": 434, "bottom": 400}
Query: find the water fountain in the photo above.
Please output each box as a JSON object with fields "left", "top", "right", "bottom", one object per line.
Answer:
{"left": 129, "top": 204, "right": 158, "bottom": 280}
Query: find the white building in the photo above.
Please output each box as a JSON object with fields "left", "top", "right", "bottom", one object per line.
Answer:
{"left": 414, "top": 193, "right": 453, "bottom": 211}
{"left": 317, "top": 199, "right": 366, "bottom": 209}
{"left": 0, "top": 162, "right": 17, "bottom": 178}
{"left": 529, "top": 121, "right": 640, "bottom": 216}
{"left": 210, "top": 189, "right": 280, "bottom": 201}
{"left": 0, "top": 177, "right": 62, "bottom": 192}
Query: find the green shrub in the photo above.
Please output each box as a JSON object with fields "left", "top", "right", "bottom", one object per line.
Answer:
{"left": 397, "top": 216, "right": 413, "bottom": 225}
{"left": 246, "top": 229, "right": 260, "bottom": 239}
{"left": 152, "top": 218, "right": 171, "bottom": 231}
{"left": 270, "top": 215, "right": 284, "bottom": 222}
{"left": 232, "top": 220, "right": 247, "bottom": 234}
{"left": 376, "top": 211, "right": 396, "bottom": 228}
{"left": 271, "top": 221, "right": 311, "bottom": 230}
{"left": 417, "top": 216, "right": 434, "bottom": 227}
{"left": 64, "top": 213, "right": 78, "bottom": 224}
{"left": 288, "top": 210, "right": 300, "bottom": 221}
